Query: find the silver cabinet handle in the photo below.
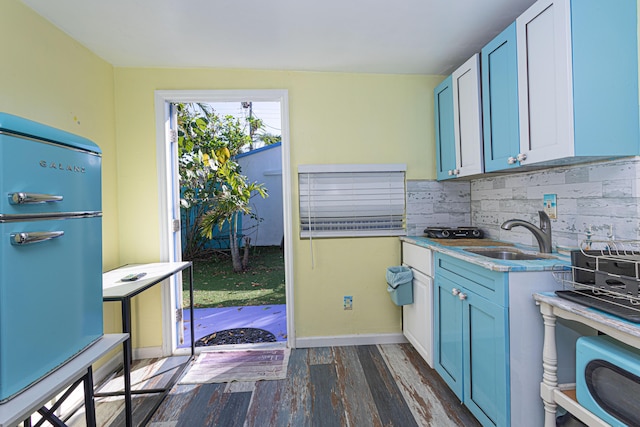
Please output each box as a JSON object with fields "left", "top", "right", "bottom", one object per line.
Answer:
{"left": 516, "top": 153, "right": 527, "bottom": 162}
{"left": 9, "top": 193, "right": 63, "bottom": 205}
{"left": 448, "top": 170, "right": 454, "bottom": 176}
{"left": 507, "top": 156, "right": 517, "bottom": 164}
{"left": 458, "top": 292, "right": 467, "bottom": 301}
{"left": 452, "top": 288, "right": 460, "bottom": 296}
{"left": 10, "top": 231, "right": 64, "bottom": 245}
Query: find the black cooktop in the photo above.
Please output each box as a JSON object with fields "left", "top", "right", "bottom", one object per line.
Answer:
{"left": 424, "top": 227, "right": 483, "bottom": 239}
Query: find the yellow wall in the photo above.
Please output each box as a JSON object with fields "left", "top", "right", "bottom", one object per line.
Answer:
{"left": 113, "top": 68, "right": 440, "bottom": 347}
{"left": 3, "top": 0, "right": 442, "bottom": 350}
{"left": 4, "top": 0, "right": 640, "bottom": 353}
{"left": 0, "top": 1, "right": 122, "bottom": 333}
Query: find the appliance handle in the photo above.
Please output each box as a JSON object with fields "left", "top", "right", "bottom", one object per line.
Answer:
{"left": 10, "top": 231, "right": 64, "bottom": 246}
{"left": 8, "top": 192, "right": 63, "bottom": 205}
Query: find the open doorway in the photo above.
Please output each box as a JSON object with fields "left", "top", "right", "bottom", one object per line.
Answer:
{"left": 154, "top": 90, "right": 294, "bottom": 355}
{"left": 177, "top": 101, "right": 285, "bottom": 348}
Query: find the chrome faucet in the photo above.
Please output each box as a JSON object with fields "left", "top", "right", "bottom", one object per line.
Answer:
{"left": 501, "top": 211, "right": 553, "bottom": 253}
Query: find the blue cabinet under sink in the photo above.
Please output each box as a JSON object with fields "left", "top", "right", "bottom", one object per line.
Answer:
{"left": 433, "top": 251, "right": 577, "bottom": 427}
{"left": 434, "top": 254, "right": 508, "bottom": 427}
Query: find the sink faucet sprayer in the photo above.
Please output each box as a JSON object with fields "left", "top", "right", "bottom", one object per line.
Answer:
{"left": 501, "top": 211, "right": 553, "bottom": 253}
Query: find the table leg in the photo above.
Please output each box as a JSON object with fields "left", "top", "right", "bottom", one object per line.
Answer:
{"left": 84, "top": 367, "right": 97, "bottom": 427}
{"left": 121, "top": 298, "right": 133, "bottom": 427}
{"left": 539, "top": 302, "right": 558, "bottom": 427}
{"left": 189, "top": 264, "right": 195, "bottom": 357}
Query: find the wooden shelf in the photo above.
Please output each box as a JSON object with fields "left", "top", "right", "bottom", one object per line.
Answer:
{"left": 559, "top": 388, "right": 576, "bottom": 401}
{"left": 553, "top": 386, "right": 608, "bottom": 427}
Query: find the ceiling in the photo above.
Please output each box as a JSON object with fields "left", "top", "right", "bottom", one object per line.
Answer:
{"left": 21, "top": 0, "right": 537, "bottom": 75}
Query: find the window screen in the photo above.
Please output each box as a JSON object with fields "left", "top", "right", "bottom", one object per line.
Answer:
{"left": 298, "top": 164, "right": 406, "bottom": 238}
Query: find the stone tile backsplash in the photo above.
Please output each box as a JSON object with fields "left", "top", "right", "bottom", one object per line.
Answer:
{"left": 407, "top": 157, "right": 640, "bottom": 250}
{"left": 472, "top": 157, "right": 640, "bottom": 250}
{"left": 405, "top": 180, "right": 471, "bottom": 236}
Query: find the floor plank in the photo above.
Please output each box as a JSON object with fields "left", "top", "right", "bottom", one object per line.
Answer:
{"left": 214, "top": 391, "right": 252, "bottom": 427}
{"left": 356, "top": 345, "right": 419, "bottom": 427}
{"left": 280, "top": 347, "right": 312, "bottom": 427}
{"left": 378, "top": 343, "right": 480, "bottom": 426}
{"left": 333, "top": 346, "right": 383, "bottom": 427}
{"left": 309, "top": 364, "right": 346, "bottom": 427}
{"left": 148, "top": 384, "right": 200, "bottom": 423}
{"left": 63, "top": 343, "right": 487, "bottom": 426}
{"left": 97, "top": 356, "right": 189, "bottom": 394}
{"left": 175, "top": 383, "right": 225, "bottom": 426}
{"left": 395, "top": 344, "right": 481, "bottom": 426}
{"left": 307, "top": 347, "right": 334, "bottom": 365}
{"left": 243, "top": 379, "right": 287, "bottom": 426}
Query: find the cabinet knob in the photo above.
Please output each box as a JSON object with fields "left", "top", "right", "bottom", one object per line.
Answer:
{"left": 448, "top": 169, "right": 454, "bottom": 176}
{"left": 507, "top": 156, "right": 517, "bottom": 165}
{"left": 517, "top": 153, "right": 527, "bottom": 162}
{"left": 452, "top": 288, "right": 460, "bottom": 296}
{"left": 458, "top": 292, "right": 467, "bottom": 301}
{"left": 453, "top": 169, "right": 460, "bottom": 176}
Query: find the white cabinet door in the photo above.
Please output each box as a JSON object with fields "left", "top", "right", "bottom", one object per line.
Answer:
{"left": 452, "top": 54, "right": 484, "bottom": 177}
{"left": 516, "top": 0, "right": 574, "bottom": 165}
{"left": 403, "top": 268, "right": 433, "bottom": 368}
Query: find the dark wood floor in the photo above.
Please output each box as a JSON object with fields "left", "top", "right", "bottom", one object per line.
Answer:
{"left": 66, "top": 343, "right": 481, "bottom": 426}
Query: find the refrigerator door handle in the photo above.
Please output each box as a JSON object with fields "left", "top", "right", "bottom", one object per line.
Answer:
{"left": 8, "top": 192, "right": 63, "bottom": 205}
{"left": 10, "top": 231, "right": 64, "bottom": 246}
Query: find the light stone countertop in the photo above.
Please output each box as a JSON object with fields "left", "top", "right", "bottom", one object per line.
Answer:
{"left": 400, "top": 236, "right": 571, "bottom": 273}
{"left": 533, "top": 292, "right": 640, "bottom": 339}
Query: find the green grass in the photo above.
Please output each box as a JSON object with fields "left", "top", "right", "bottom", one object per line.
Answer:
{"left": 182, "top": 246, "right": 285, "bottom": 308}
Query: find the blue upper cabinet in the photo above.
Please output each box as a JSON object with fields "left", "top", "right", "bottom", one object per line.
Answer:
{"left": 481, "top": 23, "right": 520, "bottom": 172}
{"left": 435, "top": 55, "right": 484, "bottom": 181}
{"left": 434, "top": 76, "right": 456, "bottom": 180}
{"left": 516, "top": 0, "right": 639, "bottom": 166}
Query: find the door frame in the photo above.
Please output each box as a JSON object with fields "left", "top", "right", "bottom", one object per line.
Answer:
{"left": 154, "top": 89, "right": 294, "bottom": 354}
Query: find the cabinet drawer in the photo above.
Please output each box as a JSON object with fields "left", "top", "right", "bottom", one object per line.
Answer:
{"left": 402, "top": 242, "right": 433, "bottom": 276}
{"left": 435, "top": 253, "right": 508, "bottom": 306}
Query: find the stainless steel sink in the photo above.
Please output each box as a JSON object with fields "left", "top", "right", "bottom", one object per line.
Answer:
{"left": 463, "top": 247, "right": 556, "bottom": 261}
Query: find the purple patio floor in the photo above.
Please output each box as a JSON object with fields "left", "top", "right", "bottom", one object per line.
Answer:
{"left": 178, "top": 304, "right": 287, "bottom": 348}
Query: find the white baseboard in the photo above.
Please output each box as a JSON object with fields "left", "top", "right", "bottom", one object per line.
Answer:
{"left": 133, "top": 346, "right": 164, "bottom": 360}
{"left": 294, "top": 333, "right": 407, "bottom": 349}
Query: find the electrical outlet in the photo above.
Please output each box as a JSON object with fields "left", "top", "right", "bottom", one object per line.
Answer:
{"left": 343, "top": 296, "right": 353, "bottom": 310}
{"left": 543, "top": 194, "right": 557, "bottom": 219}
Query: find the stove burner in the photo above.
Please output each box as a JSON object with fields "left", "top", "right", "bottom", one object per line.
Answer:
{"left": 424, "top": 227, "right": 483, "bottom": 239}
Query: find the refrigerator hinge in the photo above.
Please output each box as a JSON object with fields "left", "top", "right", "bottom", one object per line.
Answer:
{"left": 172, "top": 219, "right": 180, "bottom": 232}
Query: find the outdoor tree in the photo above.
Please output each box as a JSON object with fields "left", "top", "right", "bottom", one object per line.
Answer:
{"left": 177, "top": 103, "right": 267, "bottom": 271}
{"left": 258, "top": 132, "right": 282, "bottom": 146}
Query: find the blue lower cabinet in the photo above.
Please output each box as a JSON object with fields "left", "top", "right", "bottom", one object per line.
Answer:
{"left": 434, "top": 254, "right": 509, "bottom": 426}
{"left": 434, "top": 276, "right": 463, "bottom": 399}
{"left": 463, "top": 288, "right": 508, "bottom": 427}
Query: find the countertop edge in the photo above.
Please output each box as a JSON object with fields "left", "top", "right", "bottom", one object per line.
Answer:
{"left": 400, "top": 236, "right": 570, "bottom": 273}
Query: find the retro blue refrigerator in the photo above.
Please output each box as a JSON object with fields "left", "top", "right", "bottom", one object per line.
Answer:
{"left": 0, "top": 113, "right": 103, "bottom": 401}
